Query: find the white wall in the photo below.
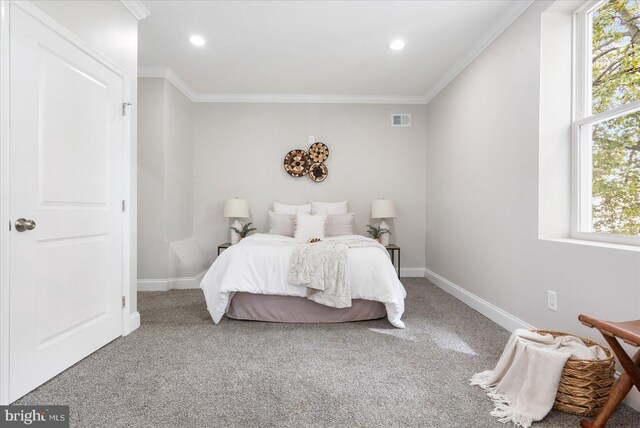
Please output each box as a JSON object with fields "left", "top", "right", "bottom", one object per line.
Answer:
{"left": 31, "top": 0, "right": 139, "bottom": 313}
{"left": 138, "top": 92, "right": 429, "bottom": 280}
{"left": 165, "top": 82, "right": 194, "bottom": 243}
{"left": 138, "top": 78, "right": 202, "bottom": 282}
{"left": 138, "top": 78, "right": 167, "bottom": 280}
{"left": 425, "top": 0, "right": 640, "bottom": 342}
{"left": 137, "top": 94, "right": 428, "bottom": 282}
{"left": 192, "top": 103, "right": 427, "bottom": 271}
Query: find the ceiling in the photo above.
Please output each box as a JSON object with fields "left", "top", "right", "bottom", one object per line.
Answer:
{"left": 138, "top": 1, "right": 532, "bottom": 102}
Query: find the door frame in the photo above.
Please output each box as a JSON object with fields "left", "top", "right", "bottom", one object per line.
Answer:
{"left": 0, "top": 0, "right": 134, "bottom": 404}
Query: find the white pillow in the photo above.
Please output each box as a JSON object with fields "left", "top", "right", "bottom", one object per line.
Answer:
{"left": 294, "top": 213, "right": 327, "bottom": 240}
{"left": 311, "top": 200, "right": 348, "bottom": 215}
{"left": 326, "top": 213, "right": 355, "bottom": 237}
{"left": 268, "top": 211, "right": 295, "bottom": 236}
{"left": 274, "top": 201, "right": 312, "bottom": 215}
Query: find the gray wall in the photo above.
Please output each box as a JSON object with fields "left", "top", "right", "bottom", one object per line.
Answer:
{"left": 192, "top": 103, "right": 427, "bottom": 270}
{"left": 138, "top": 78, "right": 200, "bottom": 280}
{"left": 425, "top": 1, "right": 640, "bottom": 343}
{"left": 138, "top": 78, "right": 167, "bottom": 280}
{"left": 137, "top": 88, "right": 429, "bottom": 281}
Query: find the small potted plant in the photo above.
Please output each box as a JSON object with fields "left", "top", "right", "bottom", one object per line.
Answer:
{"left": 366, "top": 224, "right": 391, "bottom": 244}
{"left": 231, "top": 222, "right": 257, "bottom": 243}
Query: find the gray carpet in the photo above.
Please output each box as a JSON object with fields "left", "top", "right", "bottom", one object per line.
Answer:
{"left": 16, "top": 278, "right": 638, "bottom": 427}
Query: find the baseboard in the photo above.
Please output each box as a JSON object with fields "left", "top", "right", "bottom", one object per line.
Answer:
{"left": 424, "top": 268, "right": 534, "bottom": 332}
{"left": 136, "top": 278, "right": 168, "bottom": 291}
{"left": 400, "top": 267, "right": 426, "bottom": 278}
{"left": 137, "top": 270, "right": 206, "bottom": 291}
{"left": 172, "top": 270, "right": 207, "bottom": 289}
{"left": 424, "top": 268, "right": 640, "bottom": 412}
{"left": 126, "top": 312, "right": 140, "bottom": 335}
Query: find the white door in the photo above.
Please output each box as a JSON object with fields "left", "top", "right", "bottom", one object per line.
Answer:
{"left": 9, "top": 7, "right": 124, "bottom": 401}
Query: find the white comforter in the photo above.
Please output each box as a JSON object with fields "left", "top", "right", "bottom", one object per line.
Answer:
{"left": 200, "top": 234, "right": 407, "bottom": 328}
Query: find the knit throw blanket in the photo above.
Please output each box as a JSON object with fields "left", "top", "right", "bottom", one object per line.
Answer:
{"left": 470, "top": 329, "right": 608, "bottom": 428}
{"left": 287, "top": 238, "right": 385, "bottom": 308}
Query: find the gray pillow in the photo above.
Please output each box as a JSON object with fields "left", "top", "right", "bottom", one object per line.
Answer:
{"left": 326, "top": 213, "right": 355, "bottom": 237}
{"left": 268, "top": 211, "right": 296, "bottom": 236}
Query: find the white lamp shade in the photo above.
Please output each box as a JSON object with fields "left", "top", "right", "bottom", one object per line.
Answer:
{"left": 224, "top": 198, "right": 249, "bottom": 218}
{"left": 371, "top": 199, "right": 396, "bottom": 219}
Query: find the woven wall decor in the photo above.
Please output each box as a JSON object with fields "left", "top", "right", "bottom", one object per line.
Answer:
{"left": 283, "top": 142, "right": 329, "bottom": 182}
{"left": 309, "top": 162, "right": 328, "bottom": 182}
{"left": 309, "top": 143, "right": 329, "bottom": 162}
{"left": 283, "top": 149, "right": 311, "bottom": 177}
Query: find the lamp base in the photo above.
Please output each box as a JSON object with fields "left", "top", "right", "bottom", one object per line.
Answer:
{"left": 230, "top": 219, "right": 242, "bottom": 244}
{"left": 379, "top": 220, "right": 390, "bottom": 246}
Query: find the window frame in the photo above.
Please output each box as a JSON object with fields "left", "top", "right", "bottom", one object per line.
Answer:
{"left": 571, "top": 0, "right": 640, "bottom": 246}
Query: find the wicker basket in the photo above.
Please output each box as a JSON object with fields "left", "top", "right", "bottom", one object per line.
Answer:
{"left": 534, "top": 330, "right": 615, "bottom": 417}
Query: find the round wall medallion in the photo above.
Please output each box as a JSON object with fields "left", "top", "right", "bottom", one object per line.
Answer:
{"left": 284, "top": 149, "right": 310, "bottom": 177}
{"left": 309, "top": 143, "right": 329, "bottom": 162}
{"left": 309, "top": 162, "right": 328, "bottom": 182}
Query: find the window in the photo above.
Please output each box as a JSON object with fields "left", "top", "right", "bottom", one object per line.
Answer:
{"left": 573, "top": 0, "right": 640, "bottom": 245}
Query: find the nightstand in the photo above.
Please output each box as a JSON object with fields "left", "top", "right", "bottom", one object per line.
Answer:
{"left": 385, "top": 244, "right": 400, "bottom": 279}
{"left": 217, "top": 242, "right": 231, "bottom": 255}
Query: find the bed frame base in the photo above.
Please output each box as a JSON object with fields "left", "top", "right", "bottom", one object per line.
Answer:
{"left": 227, "top": 293, "right": 386, "bottom": 324}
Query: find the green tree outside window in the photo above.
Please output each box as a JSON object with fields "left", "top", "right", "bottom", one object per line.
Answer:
{"left": 591, "top": 0, "right": 640, "bottom": 235}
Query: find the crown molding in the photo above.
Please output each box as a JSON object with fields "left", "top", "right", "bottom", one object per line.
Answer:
{"left": 193, "top": 93, "right": 428, "bottom": 104}
{"left": 139, "top": 66, "right": 428, "bottom": 104}
{"left": 423, "top": 0, "right": 534, "bottom": 103}
{"left": 120, "top": 0, "right": 150, "bottom": 21}
{"left": 138, "top": 66, "right": 196, "bottom": 100}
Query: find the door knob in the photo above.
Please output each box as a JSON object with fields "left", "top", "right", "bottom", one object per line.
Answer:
{"left": 15, "top": 218, "right": 36, "bottom": 232}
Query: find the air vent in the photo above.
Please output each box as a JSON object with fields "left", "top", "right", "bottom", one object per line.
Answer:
{"left": 391, "top": 114, "right": 411, "bottom": 127}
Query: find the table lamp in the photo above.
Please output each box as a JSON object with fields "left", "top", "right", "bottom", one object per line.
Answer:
{"left": 371, "top": 199, "right": 396, "bottom": 246}
{"left": 224, "top": 198, "right": 249, "bottom": 244}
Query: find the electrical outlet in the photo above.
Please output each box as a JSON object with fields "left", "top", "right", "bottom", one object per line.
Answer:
{"left": 547, "top": 290, "right": 558, "bottom": 311}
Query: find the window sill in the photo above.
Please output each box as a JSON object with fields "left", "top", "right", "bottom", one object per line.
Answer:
{"left": 540, "top": 237, "right": 640, "bottom": 252}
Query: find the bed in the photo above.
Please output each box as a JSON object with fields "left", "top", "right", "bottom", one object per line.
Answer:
{"left": 200, "top": 233, "right": 406, "bottom": 328}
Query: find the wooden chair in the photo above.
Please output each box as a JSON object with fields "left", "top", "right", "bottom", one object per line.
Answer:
{"left": 578, "top": 314, "right": 640, "bottom": 428}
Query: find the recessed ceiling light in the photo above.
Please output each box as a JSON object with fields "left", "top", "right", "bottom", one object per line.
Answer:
{"left": 189, "top": 35, "right": 206, "bottom": 47}
{"left": 389, "top": 40, "right": 406, "bottom": 51}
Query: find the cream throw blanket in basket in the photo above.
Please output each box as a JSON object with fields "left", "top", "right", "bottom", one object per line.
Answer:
{"left": 471, "top": 329, "right": 607, "bottom": 428}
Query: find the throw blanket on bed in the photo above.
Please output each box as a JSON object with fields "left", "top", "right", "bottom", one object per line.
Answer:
{"left": 288, "top": 238, "right": 385, "bottom": 308}
{"left": 470, "top": 329, "right": 608, "bottom": 428}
